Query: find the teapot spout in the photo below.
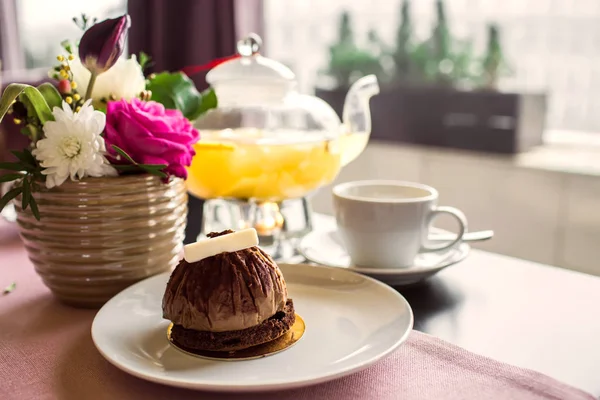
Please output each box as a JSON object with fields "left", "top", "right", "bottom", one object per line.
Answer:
{"left": 342, "top": 75, "right": 380, "bottom": 134}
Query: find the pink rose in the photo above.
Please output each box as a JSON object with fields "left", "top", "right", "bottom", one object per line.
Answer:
{"left": 104, "top": 98, "right": 199, "bottom": 179}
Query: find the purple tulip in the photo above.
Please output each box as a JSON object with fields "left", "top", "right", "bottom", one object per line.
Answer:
{"left": 78, "top": 15, "right": 131, "bottom": 75}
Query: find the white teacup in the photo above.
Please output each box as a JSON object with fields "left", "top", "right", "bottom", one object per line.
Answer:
{"left": 332, "top": 180, "right": 467, "bottom": 268}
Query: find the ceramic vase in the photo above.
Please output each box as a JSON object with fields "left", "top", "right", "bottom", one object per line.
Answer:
{"left": 14, "top": 175, "right": 187, "bottom": 308}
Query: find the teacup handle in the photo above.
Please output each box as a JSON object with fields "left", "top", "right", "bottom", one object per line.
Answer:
{"left": 421, "top": 206, "right": 468, "bottom": 252}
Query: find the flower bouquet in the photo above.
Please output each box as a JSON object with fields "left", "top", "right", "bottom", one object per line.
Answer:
{"left": 0, "top": 14, "right": 216, "bottom": 307}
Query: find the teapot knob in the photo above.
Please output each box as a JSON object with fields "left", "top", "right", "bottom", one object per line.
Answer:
{"left": 237, "top": 33, "right": 262, "bottom": 57}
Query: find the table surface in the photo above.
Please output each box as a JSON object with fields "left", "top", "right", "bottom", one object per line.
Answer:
{"left": 308, "top": 214, "right": 600, "bottom": 396}
{"left": 2, "top": 217, "right": 600, "bottom": 397}
{"left": 400, "top": 250, "right": 600, "bottom": 396}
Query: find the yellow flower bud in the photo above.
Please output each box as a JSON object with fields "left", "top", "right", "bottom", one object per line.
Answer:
{"left": 59, "top": 70, "right": 68, "bottom": 79}
{"left": 75, "top": 106, "right": 81, "bottom": 113}
{"left": 63, "top": 65, "right": 70, "bottom": 71}
{"left": 13, "top": 118, "right": 22, "bottom": 125}
{"left": 70, "top": 81, "right": 78, "bottom": 89}
{"left": 57, "top": 55, "right": 65, "bottom": 62}
{"left": 68, "top": 54, "right": 74, "bottom": 61}
{"left": 73, "top": 94, "right": 81, "bottom": 101}
{"left": 65, "top": 96, "right": 73, "bottom": 104}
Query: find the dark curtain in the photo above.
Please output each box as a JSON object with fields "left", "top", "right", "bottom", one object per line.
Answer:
{"left": 127, "top": 0, "right": 237, "bottom": 91}
{"left": 128, "top": 0, "right": 238, "bottom": 244}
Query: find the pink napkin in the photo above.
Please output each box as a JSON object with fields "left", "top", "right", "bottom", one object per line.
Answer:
{"left": 0, "top": 238, "right": 595, "bottom": 400}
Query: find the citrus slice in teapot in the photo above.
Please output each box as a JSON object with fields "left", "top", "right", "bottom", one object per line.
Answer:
{"left": 186, "top": 34, "right": 380, "bottom": 202}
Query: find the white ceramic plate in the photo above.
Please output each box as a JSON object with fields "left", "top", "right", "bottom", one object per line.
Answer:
{"left": 298, "top": 227, "right": 470, "bottom": 286}
{"left": 91, "top": 263, "right": 413, "bottom": 392}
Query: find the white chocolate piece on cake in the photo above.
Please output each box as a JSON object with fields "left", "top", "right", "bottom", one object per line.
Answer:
{"left": 183, "top": 228, "right": 259, "bottom": 263}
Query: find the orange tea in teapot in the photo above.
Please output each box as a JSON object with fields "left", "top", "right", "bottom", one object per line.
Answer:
{"left": 186, "top": 129, "right": 342, "bottom": 201}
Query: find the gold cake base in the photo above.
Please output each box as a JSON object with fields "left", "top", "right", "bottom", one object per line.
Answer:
{"left": 166, "top": 314, "right": 305, "bottom": 361}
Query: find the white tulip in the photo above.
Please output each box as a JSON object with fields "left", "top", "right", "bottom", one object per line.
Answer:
{"left": 70, "top": 55, "right": 146, "bottom": 104}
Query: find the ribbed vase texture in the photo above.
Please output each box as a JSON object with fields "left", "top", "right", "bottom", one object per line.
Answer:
{"left": 14, "top": 175, "right": 187, "bottom": 308}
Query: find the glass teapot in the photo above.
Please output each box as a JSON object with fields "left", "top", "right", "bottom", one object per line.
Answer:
{"left": 186, "top": 33, "right": 380, "bottom": 203}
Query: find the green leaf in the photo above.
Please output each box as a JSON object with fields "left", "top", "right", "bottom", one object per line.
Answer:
{"left": 111, "top": 145, "right": 137, "bottom": 164}
{"left": 0, "top": 163, "right": 26, "bottom": 172}
{"left": 11, "top": 149, "right": 36, "bottom": 166}
{"left": 21, "top": 180, "right": 30, "bottom": 211}
{"left": 0, "top": 186, "right": 23, "bottom": 213}
{"left": 110, "top": 145, "right": 167, "bottom": 178}
{"left": 141, "top": 166, "right": 167, "bottom": 179}
{"left": 146, "top": 72, "right": 205, "bottom": 120}
{"left": 0, "top": 173, "right": 24, "bottom": 183}
{"left": 198, "top": 88, "right": 218, "bottom": 118}
{"left": 29, "top": 196, "right": 40, "bottom": 221}
{"left": 37, "top": 83, "right": 63, "bottom": 110}
{"left": 3, "top": 282, "right": 16, "bottom": 295}
{"left": 22, "top": 149, "right": 38, "bottom": 166}
{"left": 139, "top": 51, "right": 152, "bottom": 70}
{"left": 20, "top": 126, "right": 37, "bottom": 138}
{"left": 141, "top": 164, "right": 168, "bottom": 170}
{"left": 60, "top": 39, "right": 73, "bottom": 54}
{"left": 0, "top": 84, "right": 54, "bottom": 125}
{"left": 22, "top": 123, "right": 41, "bottom": 143}
{"left": 10, "top": 150, "right": 36, "bottom": 169}
{"left": 112, "top": 165, "right": 141, "bottom": 171}
{"left": 113, "top": 164, "right": 167, "bottom": 178}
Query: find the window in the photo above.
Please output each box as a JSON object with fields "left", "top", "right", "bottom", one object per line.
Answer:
{"left": 15, "top": 0, "right": 127, "bottom": 70}
{"left": 263, "top": 0, "right": 600, "bottom": 132}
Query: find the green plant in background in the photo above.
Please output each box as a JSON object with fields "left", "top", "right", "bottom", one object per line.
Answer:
{"left": 480, "top": 24, "right": 511, "bottom": 89}
{"left": 377, "top": 0, "right": 435, "bottom": 84}
{"left": 414, "top": 0, "right": 477, "bottom": 87}
{"left": 322, "top": 11, "right": 385, "bottom": 88}
{"left": 429, "top": 0, "right": 457, "bottom": 85}
{"left": 430, "top": 0, "right": 451, "bottom": 73}
{"left": 391, "top": 0, "right": 414, "bottom": 82}
{"left": 323, "top": 1, "right": 511, "bottom": 91}
{"left": 338, "top": 11, "right": 353, "bottom": 46}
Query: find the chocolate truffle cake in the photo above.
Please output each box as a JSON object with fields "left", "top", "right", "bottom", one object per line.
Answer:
{"left": 162, "top": 229, "right": 296, "bottom": 352}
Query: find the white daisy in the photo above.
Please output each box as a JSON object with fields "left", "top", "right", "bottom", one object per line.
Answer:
{"left": 33, "top": 100, "right": 117, "bottom": 189}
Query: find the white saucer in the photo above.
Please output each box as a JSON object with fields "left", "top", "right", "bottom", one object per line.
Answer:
{"left": 91, "top": 263, "right": 413, "bottom": 392}
{"left": 298, "top": 227, "right": 470, "bottom": 286}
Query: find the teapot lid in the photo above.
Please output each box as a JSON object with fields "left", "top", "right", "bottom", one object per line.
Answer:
{"left": 206, "top": 34, "right": 296, "bottom": 105}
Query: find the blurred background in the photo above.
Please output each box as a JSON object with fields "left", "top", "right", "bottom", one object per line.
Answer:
{"left": 1, "top": 0, "right": 599, "bottom": 276}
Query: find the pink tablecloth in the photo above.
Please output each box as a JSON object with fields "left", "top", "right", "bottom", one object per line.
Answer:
{"left": 0, "top": 236, "right": 595, "bottom": 400}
